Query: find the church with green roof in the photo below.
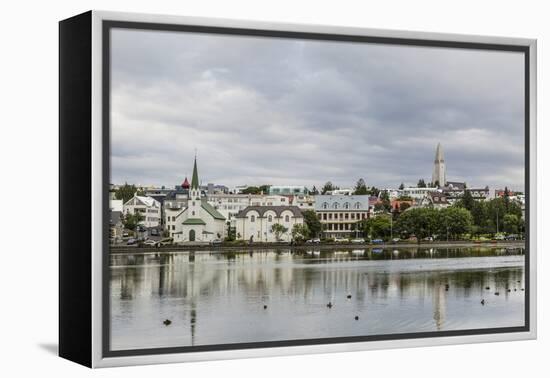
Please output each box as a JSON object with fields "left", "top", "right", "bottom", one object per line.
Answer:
{"left": 169, "top": 157, "right": 226, "bottom": 243}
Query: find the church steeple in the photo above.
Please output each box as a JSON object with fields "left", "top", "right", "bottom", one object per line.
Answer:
{"left": 432, "top": 142, "right": 446, "bottom": 187}
{"left": 191, "top": 155, "right": 199, "bottom": 190}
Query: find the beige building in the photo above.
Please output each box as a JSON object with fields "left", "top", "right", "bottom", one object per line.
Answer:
{"left": 235, "top": 206, "right": 304, "bottom": 242}
{"left": 314, "top": 195, "right": 371, "bottom": 238}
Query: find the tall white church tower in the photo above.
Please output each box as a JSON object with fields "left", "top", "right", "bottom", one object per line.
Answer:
{"left": 432, "top": 142, "right": 446, "bottom": 187}
{"left": 187, "top": 156, "right": 202, "bottom": 218}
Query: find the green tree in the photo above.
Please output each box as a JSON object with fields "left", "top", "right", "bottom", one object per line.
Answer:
{"left": 291, "top": 223, "right": 310, "bottom": 242}
{"left": 437, "top": 207, "right": 473, "bottom": 239}
{"left": 395, "top": 207, "right": 439, "bottom": 240}
{"left": 271, "top": 223, "right": 288, "bottom": 241}
{"left": 417, "top": 179, "right": 427, "bottom": 188}
{"left": 363, "top": 215, "right": 392, "bottom": 240}
{"left": 369, "top": 186, "right": 381, "bottom": 197}
{"left": 311, "top": 185, "right": 319, "bottom": 195}
{"left": 399, "top": 182, "right": 405, "bottom": 190}
{"left": 115, "top": 183, "right": 143, "bottom": 203}
{"left": 321, "top": 181, "right": 336, "bottom": 194}
{"left": 503, "top": 214, "right": 520, "bottom": 234}
{"left": 302, "top": 210, "right": 322, "bottom": 238}
{"left": 121, "top": 212, "right": 144, "bottom": 231}
{"left": 354, "top": 178, "right": 369, "bottom": 195}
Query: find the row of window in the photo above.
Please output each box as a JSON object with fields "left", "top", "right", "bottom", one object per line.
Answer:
{"left": 318, "top": 212, "right": 367, "bottom": 221}
{"left": 249, "top": 214, "right": 291, "bottom": 223}
{"left": 321, "top": 202, "right": 364, "bottom": 210}
{"left": 325, "top": 223, "right": 357, "bottom": 231}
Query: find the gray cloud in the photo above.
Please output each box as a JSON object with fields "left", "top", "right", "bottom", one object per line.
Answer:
{"left": 110, "top": 28, "right": 525, "bottom": 191}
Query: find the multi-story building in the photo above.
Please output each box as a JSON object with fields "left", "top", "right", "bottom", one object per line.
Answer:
{"left": 400, "top": 187, "right": 439, "bottom": 200}
{"left": 268, "top": 185, "right": 308, "bottom": 196}
{"left": 314, "top": 195, "right": 371, "bottom": 238}
{"left": 235, "top": 206, "right": 304, "bottom": 242}
{"left": 291, "top": 195, "right": 316, "bottom": 211}
{"left": 123, "top": 194, "right": 162, "bottom": 228}
{"left": 443, "top": 186, "right": 490, "bottom": 204}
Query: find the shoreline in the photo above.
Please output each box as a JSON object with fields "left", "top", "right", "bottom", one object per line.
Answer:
{"left": 109, "top": 240, "right": 525, "bottom": 255}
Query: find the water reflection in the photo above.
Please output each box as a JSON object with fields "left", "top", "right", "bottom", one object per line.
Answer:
{"left": 110, "top": 246, "right": 525, "bottom": 351}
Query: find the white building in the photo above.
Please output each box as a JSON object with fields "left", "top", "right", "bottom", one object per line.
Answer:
{"left": 314, "top": 195, "right": 371, "bottom": 238}
{"left": 268, "top": 185, "right": 308, "bottom": 196}
{"left": 400, "top": 187, "right": 439, "bottom": 200}
{"left": 326, "top": 188, "right": 354, "bottom": 196}
{"left": 206, "top": 194, "right": 289, "bottom": 228}
{"left": 109, "top": 199, "right": 123, "bottom": 212}
{"left": 123, "top": 195, "right": 162, "bottom": 228}
{"left": 167, "top": 157, "right": 226, "bottom": 243}
{"left": 235, "top": 206, "right": 304, "bottom": 242}
{"left": 292, "top": 194, "right": 316, "bottom": 210}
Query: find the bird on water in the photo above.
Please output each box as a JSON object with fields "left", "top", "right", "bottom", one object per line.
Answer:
{"left": 163, "top": 319, "right": 172, "bottom": 326}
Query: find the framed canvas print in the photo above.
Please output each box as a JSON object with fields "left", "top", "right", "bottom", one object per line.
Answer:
{"left": 59, "top": 10, "right": 537, "bottom": 368}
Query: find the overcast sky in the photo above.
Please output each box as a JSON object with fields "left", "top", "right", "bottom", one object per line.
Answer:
{"left": 110, "top": 28, "right": 525, "bottom": 191}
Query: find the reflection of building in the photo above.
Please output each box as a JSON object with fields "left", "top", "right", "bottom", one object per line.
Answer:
{"left": 169, "top": 157, "right": 226, "bottom": 243}
{"left": 432, "top": 283, "right": 447, "bottom": 330}
{"left": 314, "top": 195, "right": 371, "bottom": 238}
{"left": 123, "top": 195, "right": 161, "bottom": 227}
{"left": 432, "top": 142, "right": 446, "bottom": 187}
{"left": 235, "top": 206, "right": 303, "bottom": 242}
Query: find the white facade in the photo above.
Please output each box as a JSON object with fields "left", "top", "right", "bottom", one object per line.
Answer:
{"left": 109, "top": 199, "right": 123, "bottom": 212}
{"left": 292, "top": 195, "right": 315, "bottom": 210}
{"left": 123, "top": 195, "right": 161, "bottom": 228}
{"left": 314, "top": 195, "right": 372, "bottom": 238}
{"left": 401, "top": 187, "right": 439, "bottom": 200}
{"left": 235, "top": 206, "right": 304, "bottom": 242}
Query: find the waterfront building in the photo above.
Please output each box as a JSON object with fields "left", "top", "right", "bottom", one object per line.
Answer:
{"left": 235, "top": 206, "right": 304, "bottom": 242}
{"left": 432, "top": 142, "right": 446, "bottom": 187}
{"left": 167, "top": 158, "right": 226, "bottom": 243}
{"left": 123, "top": 194, "right": 162, "bottom": 228}
{"left": 314, "top": 195, "right": 371, "bottom": 238}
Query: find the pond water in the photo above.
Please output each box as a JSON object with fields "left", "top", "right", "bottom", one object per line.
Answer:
{"left": 109, "top": 246, "right": 525, "bottom": 351}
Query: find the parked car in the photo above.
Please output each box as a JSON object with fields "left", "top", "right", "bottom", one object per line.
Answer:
{"left": 210, "top": 239, "right": 223, "bottom": 246}
{"left": 505, "top": 234, "right": 519, "bottom": 241}
{"left": 158, "top": 238, "right": 173, "bottom": 246}
{"left": 334, "top": 237, "right": 349, "bottom": 243}
{"left": 350, "top": 238, "right": 365, "bottom": 244}
{"left": 371, "top": 239, "right": 384, "bottom": 244}
{"left": 423, "top": 236, "right": 434, "bottom": 242}
{"left": 305, "top": 238, "right": 321, "bottom": 244}
{"left": 126, "top": 238, "right": 137, "bottom": 245}
{"left": 391, "top": 238, "right": 401, "bottom": 243}
{"left": 142, "top": 239, "right": 158, "bottom": 246}
{"left": 122, "top": 231, "right": 129, "bottom": 237}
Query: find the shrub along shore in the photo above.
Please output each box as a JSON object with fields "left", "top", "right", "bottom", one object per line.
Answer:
{"left": 109, "top": 239, "right": 525, "bottom": 254}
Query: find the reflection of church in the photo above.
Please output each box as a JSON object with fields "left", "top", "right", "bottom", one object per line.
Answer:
{"left": 168, "top": 157, "right": 226, "bottom": 243}
{"left": 432, "top": 282, "right": 447, "bottom": 330}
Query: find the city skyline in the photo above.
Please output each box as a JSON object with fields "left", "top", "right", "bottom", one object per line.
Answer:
{"left": 110, "top": 29, "right": 526, "bottom": 191}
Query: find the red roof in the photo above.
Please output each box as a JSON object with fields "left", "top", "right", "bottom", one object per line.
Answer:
{"left": 182, "top": 177, "right": 190, "bottom": 189}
